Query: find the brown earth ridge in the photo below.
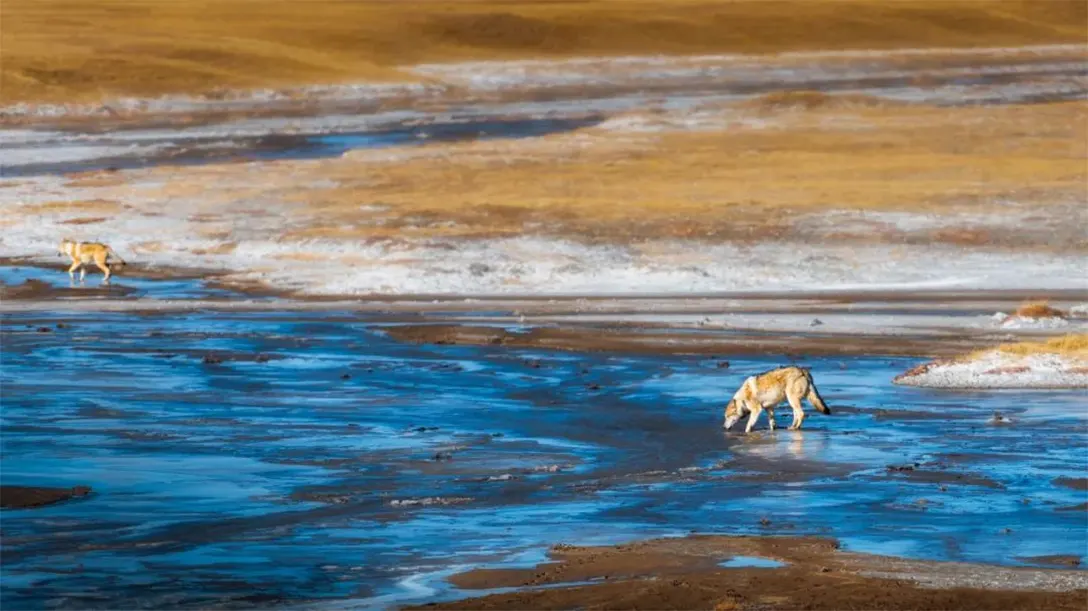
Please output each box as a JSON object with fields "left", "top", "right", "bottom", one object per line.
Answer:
{"left": 3, "top": 0, "right": 1086, "bottom": 104}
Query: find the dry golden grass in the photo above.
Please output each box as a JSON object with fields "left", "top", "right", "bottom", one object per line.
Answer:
{"left": 1014, "top": 301, "right": 1068, "bottom": 319}
{"left": 990, "top": 335, "right": 1088, "bottom": 360}
{"left": 3, "top": 0, "right": 1086, "bottom": 104}
{"left": 270, "top": 100, "right": 1086, "bottom": 244}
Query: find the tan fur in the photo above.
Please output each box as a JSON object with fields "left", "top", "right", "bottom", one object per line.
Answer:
{"left": 58, "top": 239, "right": 125, "bottom": 283}
{"left": 723, "top": 366, "right": 831, "bottom": 433}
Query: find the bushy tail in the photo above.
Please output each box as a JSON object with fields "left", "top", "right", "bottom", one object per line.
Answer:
{"left": 107, "top": 248, "right": 126, "bottom": 266}
{"left": 804, "top": 370, "right": 831, "bottom": 415}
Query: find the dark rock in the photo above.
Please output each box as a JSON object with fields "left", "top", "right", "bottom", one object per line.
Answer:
{"left": 202, "top": 354, "right": 223, "bottom": 365}
{"left": 468, "top": 263, "right": 492, "bottom": 277}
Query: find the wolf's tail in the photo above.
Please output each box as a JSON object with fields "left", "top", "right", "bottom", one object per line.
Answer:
{"left": 803, "top": 370, "right": 831, "bottom": 415}
{"left": 107, "top": 248, "right": 127, "bottom": 266}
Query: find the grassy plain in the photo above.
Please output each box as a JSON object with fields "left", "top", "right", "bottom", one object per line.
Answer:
{"left": 3, "top": 0, "right": 1086, "bottom": 104}
{"left": 275, "top": 99, "right": 1088, "bottom": 247}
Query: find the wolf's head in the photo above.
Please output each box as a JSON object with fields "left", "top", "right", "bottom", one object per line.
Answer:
{"left": 57, "top": 239, "right": 73, "bottom": 257}
{"left": 723, "top": 398, "right": 748, "bottom": 430}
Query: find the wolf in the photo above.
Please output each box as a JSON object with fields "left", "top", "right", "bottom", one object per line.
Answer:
{"left": 58, "top": 239, "right": 126, "bottom": 283}
{"left": 723, "top": 366, "right": 831, "bottom": 433}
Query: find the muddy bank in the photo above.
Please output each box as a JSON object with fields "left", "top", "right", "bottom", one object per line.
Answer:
{"left": 1, "top": 486, "right": 92, "bottom": 510}
{"left": 414, "top": 535, "right": 1088, "bottom": 611}
{"left": 383, "top": 323, "right": 1005, "bottom": 359}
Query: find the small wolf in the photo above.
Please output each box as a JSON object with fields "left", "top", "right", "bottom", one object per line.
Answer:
{"left": 58, "top": 239, "right": 125, "bottom": 283}
{"left": 723, "top": 366, "right": 831, "bottom": 433}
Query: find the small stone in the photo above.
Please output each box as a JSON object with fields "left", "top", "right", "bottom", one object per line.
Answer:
{"left": 809, "top": 318, "right": 824, "bottom": 327}
{"left": 468, "top": 263, "right": 492, "bottom": 277}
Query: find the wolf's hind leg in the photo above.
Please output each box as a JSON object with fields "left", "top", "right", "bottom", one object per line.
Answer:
{"left": 94, "top": 255, "right": 111, "bottom": 283}
{"left": 787, "top": 391, "right": 805, "bottom": 430}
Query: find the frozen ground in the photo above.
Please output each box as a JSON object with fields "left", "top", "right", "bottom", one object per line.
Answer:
{"left": 3, "top": 214, "right": 1087, "bottom": 296}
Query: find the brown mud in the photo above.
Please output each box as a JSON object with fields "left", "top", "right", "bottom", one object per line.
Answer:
{"left": 1, "top": 486, "right": 92, "bottom": 509}
{"left": 383, "top": 324, "right": 1006, "bottom": 359}
{"left": 413, "top": 535, "right": 1088, "bottom": 611}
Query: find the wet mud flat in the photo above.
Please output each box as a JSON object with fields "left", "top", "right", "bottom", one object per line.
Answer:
{"left": 1, "top": 271, "right": 1086, "bottom": 609}
{"left": 412, "top": 535, "right": 1088, "bottom": 610}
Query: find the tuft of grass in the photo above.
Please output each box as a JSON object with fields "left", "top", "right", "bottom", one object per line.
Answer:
{"left": 2, "top": 0, "right": 1086, "bottom": 104}
{"left": 1014, "top": 302, "right": 1067, "bottom": 319}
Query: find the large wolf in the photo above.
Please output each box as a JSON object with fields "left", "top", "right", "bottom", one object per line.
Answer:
{"left": 723, "top": 366, "right": 831, "bottom": 433}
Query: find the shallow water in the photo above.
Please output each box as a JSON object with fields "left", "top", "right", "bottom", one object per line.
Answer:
{"left": 1, "top": 273, "right": 1086, "bottom": 609}
{"left": 0, "top": 116, "right": 600, "bottom": 178}
{"left": 0, "top": 265, "right": 240, "bottom": 300}
{"left": 719, "top": 556, "right": 785, "bottom": 569}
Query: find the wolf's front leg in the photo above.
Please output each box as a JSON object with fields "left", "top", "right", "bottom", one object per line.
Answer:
{"left": 744, "top": 406, "right": 763, "bottom": 433}
{"left": 766, "top": 408, "right": 777, "bottom": 431}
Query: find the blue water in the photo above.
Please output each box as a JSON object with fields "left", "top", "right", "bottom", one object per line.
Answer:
{"left": 719, "top": 556, "right": 786, "bottom": 569}
{"left": 1, "top": 272, "right": 1086, "bottom": 609}
{"left": 1, "top": 116, "right": 601, "bottom": 178}
{"left": 0, "top": 264, "right": 241, "bottom": 300}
